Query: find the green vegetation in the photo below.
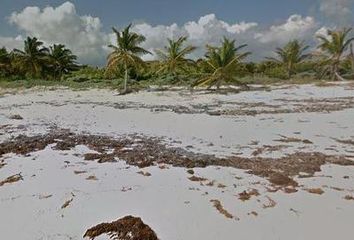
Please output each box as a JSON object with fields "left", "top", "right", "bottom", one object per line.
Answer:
{"left": 106, "top": 24, "right": 150, "bottom": 93}
{"left": 1, "top": 25, "right": 354, "bottom": 92}
{"left": 155, "top": 36, "right": 196, "bottom": 83}
{"left": 317, "top": 28, "right": 354, "bottom": 80}
{"left": 267, "top": 40, "right": 309, "bottom": 79}
{"left": 193, "top": 38, "right": 250, "bottom": 89}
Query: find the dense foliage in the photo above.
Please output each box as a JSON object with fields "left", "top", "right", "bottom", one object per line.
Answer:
{"left": 1, "top": 26, "right": 354, "bottom": 90}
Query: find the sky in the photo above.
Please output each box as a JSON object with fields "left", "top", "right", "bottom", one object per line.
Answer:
{"left": 0, "top": 0, "right": 353, "bottom": 65}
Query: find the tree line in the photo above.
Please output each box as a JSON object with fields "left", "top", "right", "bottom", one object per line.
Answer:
{"left": 1, "top": 25, "right": 354, "bottom": 91}
{"left": 0, "top": 37, "right": 79, "bottom": 80}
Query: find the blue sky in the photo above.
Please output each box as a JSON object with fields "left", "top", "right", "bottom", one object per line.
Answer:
{"left": 1, "top": 1, "right": 312, "bottom": 22}
{"left": 0, "top": 0, "right": 326, "bottom": 34}
{"left": 0, "top": 0, "right": 353, "bottom": 65}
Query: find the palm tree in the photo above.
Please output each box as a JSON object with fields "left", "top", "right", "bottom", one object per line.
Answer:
{"left": 341, "top": 43, "right": 354, "bottom": 76}
{"left": 193, "top": 37, "right": 250, "bottom": 89}
{"left": 155, "top": 36, "right": 196, "bottom": 82}
{"left": 47, "top": 44, "right": 79, "bottom": 80}
{"left": 13, "top": 37, "right": 49, "bottom": 78}
{"left": 0, "top": 47, "right": 11, "bottom": 75}
{"left": 317, "top": 28, "right": 354, "bottom": 80}
{"left": 106, "top": 24, "right": 150, "bottom": 92}
{"left": 267, "top": 40, "right": 309, "bottom": 79}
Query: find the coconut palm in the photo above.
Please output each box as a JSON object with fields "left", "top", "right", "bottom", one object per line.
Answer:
{"left": 340, "top": 43, "right": 354, "bottom": 76}
{"left": 0, "top": 47, "right": 11, "bottom": 75}
{"left": 267, "top": 40, "right": 309, "bottom": 79}
{"left": 47, "top": 44, "right": 79, "bottom": 80}
{"left": 317, "top": 28, "right": 354, "bottom": 80}
{"left": 155, "top": 36, "right": 196, "bottom": 81}
{"left": 106, "top": 24, "right": 150, "bottom": 92}
{"left": 193, "top": 37, "right": 250, "bottom": 89}
{"left": 13, "top": 37, "right": 49, "bottom": 78}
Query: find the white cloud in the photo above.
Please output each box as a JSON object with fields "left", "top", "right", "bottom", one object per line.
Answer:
{"left": 129, "top": 14, "right": 260, "bottom": 60}
{"left": 8, "top": 1, "right": 109, "bottom": 65}
{"left": 0, "top": 36, "right": 23, "bottom": 51}
{"left": 255, "top": 15, "right": 317, "bottom": 44}
{"left": 319, "top": 0, "right": 353, "bottom": 24}
{"left": 131, "top": 14, "right": 317, "bottom": 61}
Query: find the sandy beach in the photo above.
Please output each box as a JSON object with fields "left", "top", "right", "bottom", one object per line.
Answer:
{"left": 1, "top": 82, "right": 354, "bottom": 240}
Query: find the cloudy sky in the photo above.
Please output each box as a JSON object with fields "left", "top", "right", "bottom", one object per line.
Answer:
{"left": 0, "top": 0, "right": 353, "bottom": 65}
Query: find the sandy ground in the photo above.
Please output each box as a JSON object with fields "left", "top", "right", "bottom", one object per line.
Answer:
{"left": 0, "top": 82, "right": 354, "bottom": 240}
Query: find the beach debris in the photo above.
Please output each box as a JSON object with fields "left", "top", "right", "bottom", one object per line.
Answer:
{"left": 187, "top": 169, "right": 195, "bottom": 175}
{"left": 268, "top": 172, "right": 298, "bottom": 187}
{"left": 84, "top": 153, "right": 101, "bottom": 161}
{"left": 290, "top": 208, "right": 301, "bottom": 216}
{"left": 158, "top": 164, "right": 169, "bottom": 169}
{"left": 251, "top": 144, "right": 289, "bottom": 156}
{"left": 74, "top": 170, "right": 87, "bottom": 175}
{"left": 54, "top": 141, "right": 76, "bottom": 151}
{"left": 263, "top": 196, "right": 277, "bottom": 209}
{"left": 83, "top": 215, "right": 158, "bottom": 240}
{"left": 1, "top": 131, "right": 353, "bottom": 187}
{"left": 210, "top": 199, "right": 235, "bottom": 220}
{"left": 0, "top": 173, "right": 23, "bottom": 187}
{"left": 61, "top": 198, "right": 73, "bottom": 209}
{"left": 344, "top": 195, "right": 354, "bottom": 201}
{"left": 39, "top": 194, "right": 53, "bottom": 200}
{"left": 275, "top": 135, "right": 313, "bottom": 144}
{"left": 305, "top": 188, "right": 324, "bottom": 195}
{"left": 206, "top": 180, "right": 216, "bottom": 186}
{"left": 332, "top": 138, "right": 354, "bottom": 146}
{"left": 0, "top": 161, "right": 6, "bottom": 169}
{"left": 137, "top": 171, "right": 151, "bottom": 177}
{"left": 121, "top": 187, "right": 132, "bottom": 192}
{"left": 86, "top": 175, "right": 98, "bottom": 181}
{"left": 188, "top": 175, "right": 208, "bottom": 182}
{"left": 238, "top": 189, "right": 260, "bottom": 201}
{"left": 248, "top": 211, "right": 258, "bottom": 217}
{"left": 217, "top": 183, "right": 227, "bottom": 189}
{"left": 9, "top": 114, "right": 23, "bottom": 120}
{"left": 283, "top": 187, "right": 298, "bottom": 194}
{"left": 329, "top": 186, "right": 345, "bottom": 191}
{"left": 84, "top": 153, "right": 116, "bottom": 163}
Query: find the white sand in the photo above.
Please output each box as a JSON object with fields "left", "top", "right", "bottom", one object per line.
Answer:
{"left": 0, "top": 82, "right": 354, "bottom": 240}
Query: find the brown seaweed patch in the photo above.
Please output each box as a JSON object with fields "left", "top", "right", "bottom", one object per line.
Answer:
{"left": 83, "top": 215, "right": 159, "bottom": 240}
{"left": 1, "top": 130, "right": 353, "bottom": 187}
{"left": 268, "top": 172, "right": 298, "bottom": 187}
{"left": 305, "top": 188, "right": 324, "bottom": 195}
{"left": 344, "top": 195, "right": 354, "bottom": 201}
{"left": 188, "top": 175, "right": 208, "bottom": 182}
{"left": 210, "top": 199, "right": 235, "bottom": 219}
{"left": 0, "top": 173, "right": 23, "bottom": 187}
{"left": 238, "top": 189, "right": 260, "bottom": 201}
{"left": 248, "top": 211, "right": 258, "bottom": 217}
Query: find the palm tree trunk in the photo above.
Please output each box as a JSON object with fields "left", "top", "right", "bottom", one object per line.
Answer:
{"left": 287, "top": 69, "right": 291, "bottom": 79}
{"left": 124, "top": 63, "right": 128, "bottom": 92}
{"left": 332, "top": 55, "right": 341, "bottom": 81}
{"left": 287, "top": 63, "right": 292, "bottom": 79}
